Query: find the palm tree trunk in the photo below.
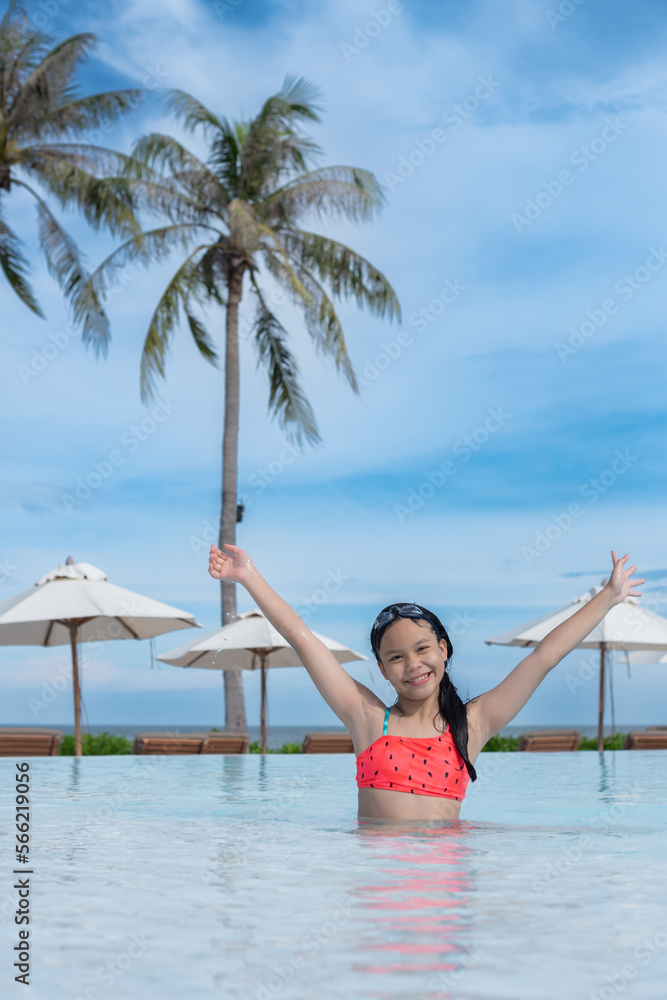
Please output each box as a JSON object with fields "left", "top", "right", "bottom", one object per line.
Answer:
{"left": 220, "top": 263, "right": 248, "bottom": 734}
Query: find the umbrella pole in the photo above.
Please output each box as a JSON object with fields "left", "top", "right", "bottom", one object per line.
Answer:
{"left": 260, "top": 656, "right": 267, "bottom": 755}
{"left": 597, "top": 643, "right": 606, "bottom": 752}
{"left": 69, "top": 623, "right": 82, "bottom": 758}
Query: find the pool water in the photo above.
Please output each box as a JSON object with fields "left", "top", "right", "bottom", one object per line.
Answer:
{"left": 1, "top": 751, "right": 666, "bottom": 999}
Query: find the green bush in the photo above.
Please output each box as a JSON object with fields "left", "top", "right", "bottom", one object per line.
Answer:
{"left": 60, "top": 732, "right": 132, "bottom": 755}
{"left": 578, "top": 733, "right": 626, "bottom": 751}
{"left": 481, "top": 734, "right": 519, "bottom": 752}
{"left": 248, "top": 740, "right": 302, "bottom": 754}
{"left": 478, "top": 733, "right": 627, "bottom": 752}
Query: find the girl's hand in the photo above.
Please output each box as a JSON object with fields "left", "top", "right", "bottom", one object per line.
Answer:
{"left": 605, "top": 550, "right": 645, "bottom": 605}
{"left": 208, "top": 543, "right": 253, "bottom": 583}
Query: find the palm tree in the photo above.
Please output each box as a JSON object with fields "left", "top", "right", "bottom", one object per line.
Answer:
{"left": 73, "top": 75, "right": 401, "bottom": 733}
{"left": 0, "top": 0, "right": 139, "bottom": 318}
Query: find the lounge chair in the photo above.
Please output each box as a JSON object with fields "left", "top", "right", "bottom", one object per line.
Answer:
{"left": 131, "top": 732, "right": 248, "bottom": 754}
{"left": 623, "top": 730, "right": 667, "bottom": 750}
{"left": 201, "top": 734, "right": 249, "bottom": 754}
{"left": 516, "top": 730, "right": 582, "bottom": 751}
{"left": 302, "top": 732, "right": 354, "bottom": 753}
{"left": 0, "top": 727, "right": 63, "bottom": 756}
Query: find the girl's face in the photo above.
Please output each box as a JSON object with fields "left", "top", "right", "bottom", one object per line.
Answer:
{"left": 377, "top": 617, "right": 448, "bottom": 700}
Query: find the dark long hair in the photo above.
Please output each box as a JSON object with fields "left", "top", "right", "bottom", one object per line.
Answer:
{"left": 370, "top": 604, "right": 477, "bottom": 783}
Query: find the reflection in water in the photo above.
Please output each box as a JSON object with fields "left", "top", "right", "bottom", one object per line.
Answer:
{"left": 597, "top": 749, "right": 616, "bottom": 798}
{"left": 350, "top": 820, "right": 475, "bottom": 996}
{"left": 67, "top": 755, "right": 82, "bottom": 796}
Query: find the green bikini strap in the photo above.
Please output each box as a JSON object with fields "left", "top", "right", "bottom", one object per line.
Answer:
{"left": 382, "top": 704, "right": 390, "bottom": 736}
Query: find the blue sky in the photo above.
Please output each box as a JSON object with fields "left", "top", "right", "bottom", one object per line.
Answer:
{"left": 2, "top": 0, "right": 667, "bottom": 731}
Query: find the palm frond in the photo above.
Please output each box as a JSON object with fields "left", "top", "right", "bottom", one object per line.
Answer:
{"left": 140, "top": 249, "right": 209, "bottom": 401}
{"left": 250, "top": 276, "right": 320, "bottom": 445}
{"left": 260, "top": 165, "right": 384, "bottom": 226}
{"left": 186, "top": 312, "right": 219, "bottom": 366}
{"left": 261, "top": 241, "right": 315, "bottom": 313}
{"left": 164, "top": 89, "right": 226, "bottom": 135}
{"left": 0, "top": 3, "right": 51, "bottom": 122}
{"left": 199, "top": 244, "right": 229, "bottom": 303}
{"left": 131, "top": 132, "right": 228, "bottom": 209}
{"left": 18, "top": 149, "right": 138, "bottom": 237}
{"left": 277, "top": 74, "right": 324, "bottom": 120}
{"left": 8, "top": 33, "right": 97, "bottom": 132}
{"left": 72, "top": 224, "right": 211, "bottom": 356}
{"left": 283, "top": 258, "right": 357, "bottom": 391}
{"left": 207, "top": 119, "right": 242, "bottom": 194}
{"left": 16, "top": 180, "right": 88, "bottom": 302}
{"left": 282, "top": 230, "right": 401, "bottom": 321}
{"left": 0, "top": 216, "right": 43, "bottom": 315}
{"left": 240, "top": 75, "right": 324, "bottom": 198}
{"left": 127, "top": 178, "right": 214, "bottom": 225}
{"left": 41, "top": 89, "right": 143, "bottom": 138}
{"left": 27, "top": 142, "right": 135, "bottom": 176}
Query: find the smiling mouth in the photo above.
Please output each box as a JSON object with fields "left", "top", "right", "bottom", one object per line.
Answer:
{"left": 406, "top": 672, "right": 431, "bottom": 685}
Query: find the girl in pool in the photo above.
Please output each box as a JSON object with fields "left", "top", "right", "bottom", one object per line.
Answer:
{"left": 208, "top": 543, "right": 643, "bottom": 820}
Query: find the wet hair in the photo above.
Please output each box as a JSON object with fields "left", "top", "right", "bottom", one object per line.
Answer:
{"left": 370, "top": 604, "right": 477, "bottom": 782}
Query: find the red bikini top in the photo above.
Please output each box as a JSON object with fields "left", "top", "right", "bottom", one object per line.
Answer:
{"left": 356, "top": 705, "right": 469, "bottom": 801}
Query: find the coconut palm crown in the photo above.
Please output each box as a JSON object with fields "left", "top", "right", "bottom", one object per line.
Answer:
{"left": 0, "top": 0, "right": 140, "bottom": 318}
{"left": 74, "top": 75, "right": 401, "bottom": 732}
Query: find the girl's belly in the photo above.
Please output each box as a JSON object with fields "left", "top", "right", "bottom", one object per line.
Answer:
{"left": 357, "top": 785, "right": 462, "bottom": 820}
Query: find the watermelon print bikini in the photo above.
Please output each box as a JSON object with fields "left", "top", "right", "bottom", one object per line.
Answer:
{"left": 356, "top": 705, "right": 470, "bottom": 801}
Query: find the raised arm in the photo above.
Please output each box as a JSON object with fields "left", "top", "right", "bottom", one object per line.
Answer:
{"left": 208, "top": 542, "right": 379, "bottom": 728}
{"left": 468, "top": 551, "right": 644, "bottom": 747}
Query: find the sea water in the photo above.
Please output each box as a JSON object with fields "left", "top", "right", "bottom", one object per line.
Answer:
{"left": 0, "top": 751, "right": 665, "bottom": 999}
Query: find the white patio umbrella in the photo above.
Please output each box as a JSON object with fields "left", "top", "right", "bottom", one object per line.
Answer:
{"left": 485, "top": 583, "right": 667, "bottom": 750}
{"left": 157, "top": 609, "right": 367, "bottom": 753}
{"left": 0, "top": 557, "right": 200, "bottom": 756}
